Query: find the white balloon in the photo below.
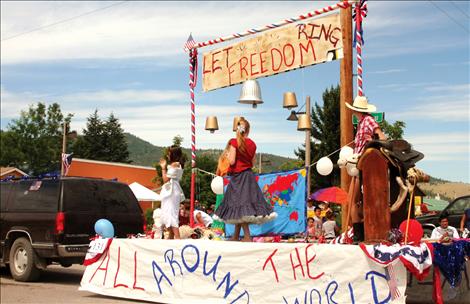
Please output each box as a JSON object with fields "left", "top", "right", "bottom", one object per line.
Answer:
{"left": 346, "top": 162, "right": 359, "bottom": 176}
{"left": 210, "top": 176, "right": 224, "bottom": 194}
{"left": 339, "top": 146, "right": 354, "bottom": 160}
{"left": 337, "top": 158, "right": 347, "bottom": 168}
{"left": 316, "top": 157, "right": 333, "bottom": 176}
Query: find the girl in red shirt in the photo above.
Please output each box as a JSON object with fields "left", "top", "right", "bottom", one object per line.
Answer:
{"left": 214, "top": 117, "right": 276, "bottom": 241}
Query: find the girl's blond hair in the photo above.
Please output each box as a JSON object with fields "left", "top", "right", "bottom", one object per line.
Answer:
{"left": 236, "top": 117, "right": 250, "bottom": 154}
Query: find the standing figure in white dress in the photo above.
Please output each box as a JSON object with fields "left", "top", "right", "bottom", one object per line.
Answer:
{"left": 159, "top": 145, "right": 185, "bottom": 239}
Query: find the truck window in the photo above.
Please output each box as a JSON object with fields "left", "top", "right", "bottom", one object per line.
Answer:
{"left": 1, "top": 183, "right": 12, "bottom": 212}
{"left": 64, "top": 180, "right": 139, "bottom": 213}
{"left": 8, "top": 180, "right": 59, "bottom": 212}
{"left": 446, "top": 197, "right": 470, "bottom": 215}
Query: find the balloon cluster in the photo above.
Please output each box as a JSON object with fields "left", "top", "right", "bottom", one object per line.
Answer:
{"left": 337, "top": 146, "right": 360, "bottom": 177}
{"left": 94, "top": 219, "right": 115, "bottom": 238}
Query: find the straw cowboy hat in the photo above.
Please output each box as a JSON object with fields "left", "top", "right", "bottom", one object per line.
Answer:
{"left": 346, "top": 96, "right": 377, "bottom": 113}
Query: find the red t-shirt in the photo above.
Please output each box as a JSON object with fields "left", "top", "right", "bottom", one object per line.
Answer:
{"left": 229, "top": 138, "right": 256, "bottom": 173}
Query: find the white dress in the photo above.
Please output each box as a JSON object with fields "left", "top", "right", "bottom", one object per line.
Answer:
{"left": 159, "top": 165, "right": 185, "bottom": 228}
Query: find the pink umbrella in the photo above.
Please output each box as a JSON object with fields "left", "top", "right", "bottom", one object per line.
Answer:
{"left": 309, "top": 187, "right": 348, "bottom": 204}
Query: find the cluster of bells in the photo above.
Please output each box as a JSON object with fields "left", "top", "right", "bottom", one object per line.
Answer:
{"left": 205, "top": 79, "right": 311, "bottom": 133}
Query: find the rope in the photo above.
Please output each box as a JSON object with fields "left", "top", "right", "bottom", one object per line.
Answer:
{"left": 308, "top": 140, "right": 354, "bottom": 168}
{"left": 188, "top": 1, "right": 356, "bottom": 50}
{"left": 197, "top": 168, "right": 217, "bottom": 177}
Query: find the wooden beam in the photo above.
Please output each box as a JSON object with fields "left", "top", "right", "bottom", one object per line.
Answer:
{"left": 340, "top": 5, "right": 354, "bottom": 231}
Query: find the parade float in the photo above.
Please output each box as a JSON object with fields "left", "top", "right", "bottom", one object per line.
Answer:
{"left": 79, "top": 1, "right": 470, "bottom": 303}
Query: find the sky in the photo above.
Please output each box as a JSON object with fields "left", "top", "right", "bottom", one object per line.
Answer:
{"left": 1, "top": 1, "right": 469, "bottom": 183}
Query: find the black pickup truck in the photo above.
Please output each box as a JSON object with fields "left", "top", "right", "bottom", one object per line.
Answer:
{"left": 0, "top": 177, "right": 144, "bottom": 281}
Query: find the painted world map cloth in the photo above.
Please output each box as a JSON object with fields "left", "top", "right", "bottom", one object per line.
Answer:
{"left": 225, "top": 168, "right": 306, "bottom": 236}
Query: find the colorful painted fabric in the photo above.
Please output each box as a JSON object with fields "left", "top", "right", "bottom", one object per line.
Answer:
{"left": 432, "top": 240, "right": 470, "bottom": 287}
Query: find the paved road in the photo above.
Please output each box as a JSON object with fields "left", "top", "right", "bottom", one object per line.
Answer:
{"left": 0, "top": 265, "right": 149, "bottom": 304}
{"left": 1, "top": 263, "right": 469, "bottom": 303}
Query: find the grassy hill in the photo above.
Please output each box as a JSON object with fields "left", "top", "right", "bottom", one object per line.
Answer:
{"left": 125, "top": 133, "right": 295, "bottom": 172}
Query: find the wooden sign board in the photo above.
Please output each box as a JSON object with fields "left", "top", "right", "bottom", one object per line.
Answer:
{"left": 202, "top": 13, "right": 343, "bottom": 92}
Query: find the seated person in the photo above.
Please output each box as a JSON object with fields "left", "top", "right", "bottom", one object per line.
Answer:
{"left": 178, "top": 201, "right": 190, "bottom": 226}
{"left": 194, "top": 209, "right": 213, "bottom": 228}
{"left": 431, "top": 214, "right": 459, "bottom": 241}
{"left": 322, "top": 211, "right": 339, "bottom": 241}
{"left": 306, "top": 200, "right": 315, "bottom": 219}
{"left": 305, "top": 217, "right": 316, "bottom": 239}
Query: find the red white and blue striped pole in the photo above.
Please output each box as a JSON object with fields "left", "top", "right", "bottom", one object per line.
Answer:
{"left": 354, "top": 0, "right": 367, "bottom": 96}
{"left": 189, "top": 49, "right": 197, "bottom": 227}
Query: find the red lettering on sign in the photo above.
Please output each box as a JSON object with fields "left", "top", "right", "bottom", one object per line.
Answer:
{"left": 308, "top": 23, "right": 321, "bottom": 40}
{"left": 299, "top": 39, "right": 316, "bottom": 65}
{"left": 271, "top": 48, "right": 282, "bottom": 72}
{"left": 262, "top": 249, "right": 280, "bottom": 283}
{"left": 305, "top": 245, "right": 325, "bottom": 280}
{"left": 203, "top": 56, "right": 211, "bottom": 75}
{"left": 297, "top": 23, "right": 308, "bottom": 40}
{"left": 259, "top": 51, "right": 268, "bottom": 74}
{"left": 212, "top": 51, "right": 222, "bottom": 73}
{"left": 290, "top": 247, "right": 305, "bottom": 280}
{"left": 133, "top": 251, "right": 145, "bottom": 291}
{"left": 283, "top": 43, "right": 295, "bottom": 67}
{"left": 114, "top": 246, "right": 129, "bottom": 288}
{"left": 239, "top": 57, "right": 249, "bottom": 78}
{"left": 330, "top": 27, "right": 341, "bottom": 47}
{"left": 250, "top": 52, "right": 259, "bottom": 76}
{"left": 89, "top": 250, "right": 111, "bottom": 286}
{"left": 223, "top": 46, "right": 233, "bottom": 67}
{"left": 228, "top": 62, "right": 237, "bottom": 85}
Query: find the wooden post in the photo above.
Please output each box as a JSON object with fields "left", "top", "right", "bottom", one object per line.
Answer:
{"left": 60, "top": 121, "right": 67, "bottom": 176}
{"left": 259, "top": 153, "right": 262, "bottom": 174}
{"left": 340, "top": 5, "right": 354, "bottom": 231}
{"left": 357, "top": 149, "right": 391, "bottom": 242}
{"left": 305, "top": 96, "right": 311, "bottom": 198}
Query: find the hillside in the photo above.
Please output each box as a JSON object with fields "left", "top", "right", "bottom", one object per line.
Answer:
{"left": 418, "top": 182, "right": 470, "bottom": 201}
{"left": 124, "top": 133, "right": 294, "bottom": 172}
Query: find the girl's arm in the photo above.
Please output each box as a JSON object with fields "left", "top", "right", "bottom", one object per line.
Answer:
{"left": 160, "top": 159, "right": 170, "bottom": 183}
{"left": 374, "top": 127, "right": 387, "bottom": 140}
{"left": 228, "top": 145, "right": 236, "bottom": 166}
{"left": 460, "top": 213, "right": 467, "bottom": 232}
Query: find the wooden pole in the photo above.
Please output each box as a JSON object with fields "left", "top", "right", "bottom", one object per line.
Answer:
{"left": 340, "top": 5, "right": 354, "bottom": 232}
{"left": 61, "top": 121, "right": 67, "bottom": 176}
{"left": 259, "top": 153, "right": 262, "bottom": 174}
{"left": 305, "top": 96, "right": 311, "bottom": 198}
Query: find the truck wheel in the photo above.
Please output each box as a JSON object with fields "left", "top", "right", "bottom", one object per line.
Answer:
{"left": 9, "top": 237, "right": 40, "bottom": 281}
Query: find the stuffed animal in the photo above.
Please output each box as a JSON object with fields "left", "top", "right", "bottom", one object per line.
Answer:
{"left": 152, "top": 208, "right": 163, "bottom": 239}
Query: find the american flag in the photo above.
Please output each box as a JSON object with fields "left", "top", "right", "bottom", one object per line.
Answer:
{"left": 184, "top": 33, "right": 196, "bottom": 52}
{"left": 62, "top": 153, "right": 73, "bottom": 176}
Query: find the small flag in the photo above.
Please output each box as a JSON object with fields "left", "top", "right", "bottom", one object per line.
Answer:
{"left": 353, "top": 0, "right": 368, "bottom": 46}
{"left": 184, "top": 33, "right": 196, "bottom": 52}
{"left": 62, "top": 153, "right": 73, "bottom": 176}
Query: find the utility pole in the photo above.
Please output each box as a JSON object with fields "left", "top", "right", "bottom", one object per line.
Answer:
{"left": 60, "top": 120, "right": 67, "bottom": 176}
{"left": 305, "top": 96, "right": 311, "bottom": 198}
{"left": 340, "top": 5, "right": 353, "bottom": 231}
{"left": 259, "top": 153, "right": 262, "bottom": 174}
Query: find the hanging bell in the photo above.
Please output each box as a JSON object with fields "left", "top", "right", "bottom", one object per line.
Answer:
{"left": 297, "top": 113, "right": 311, "bottom": 131}
{"left": 286, "top": 110, "right": 298, "bottom": 121}
{"left": 232, "top": 116, "right": 244, "bottom": 132}
{"left": 238, "top": 79, "right": 263, "bottom": 109}
{"left": 282, "top": 92, "right": 298, "bottom": 109}
{"left": 205, "top": 116, "right": 219, "bottom": 133}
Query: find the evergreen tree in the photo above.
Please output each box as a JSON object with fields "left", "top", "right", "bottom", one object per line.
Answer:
{"left": 73, "top": 110, "right": 130, "bottom": 163}
{"left": 104, "top": 113, "right": 130, "bottom": 163}
{"left": 0, "top": 102, "right": 73, "bottom": 175}
{"left": 296, "top": 86, "right": 341, "bottom": 191}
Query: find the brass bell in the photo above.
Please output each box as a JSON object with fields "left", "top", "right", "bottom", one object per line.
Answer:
{"left": 297, "top": 113, "right": 311, "bottom": 131}
{"left": 286, "top": 110, "right": 298, "bottom": 121}
{"left": 238, "top": 79, "right": 263, "bottom": 109}
{"left": 283, "top": 92, "right": 298, "bottom": 109}
{"left": 232, "top": 116, "right": 244, "bottom": 132}
{"left": 205, "top": 116, "right": 219, "bottom": 133}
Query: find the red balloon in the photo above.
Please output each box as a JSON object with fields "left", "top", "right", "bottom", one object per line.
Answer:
{"left": 399, "top": 219, "right": 423, "bottom": 244}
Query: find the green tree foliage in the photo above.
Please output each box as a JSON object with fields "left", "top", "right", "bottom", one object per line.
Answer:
{"left": 296, "top": 86, "right": 341, "bottom": 191}
{"left": 0, "top": 102, "right": 73, "bottom": 175}
{"left": 180, "top": 153, "right": 217, "bottom": 210}
{"left": 72, "top": 110, "right": 130, "bottom": 163}
{"left": 380, "top": 120, "right": 406, "bottom": 140}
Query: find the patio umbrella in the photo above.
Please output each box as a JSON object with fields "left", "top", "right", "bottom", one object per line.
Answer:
{"left": 309, "top": 187, "right": 348, "bottom": 204}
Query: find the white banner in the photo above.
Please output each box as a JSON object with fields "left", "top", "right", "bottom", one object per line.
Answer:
{"left": 80, "top": 239, "right": 407, "bottom": 304}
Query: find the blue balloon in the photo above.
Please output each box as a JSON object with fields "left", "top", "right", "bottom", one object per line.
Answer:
{"left": 94, "top": 219, "right": 115, "bottom": 238}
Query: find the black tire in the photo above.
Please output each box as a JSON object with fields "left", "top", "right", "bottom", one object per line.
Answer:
{"left": 9, "top": 237, "right": 41, "bottom": 282}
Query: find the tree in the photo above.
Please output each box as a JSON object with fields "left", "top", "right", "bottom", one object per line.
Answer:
{"left": 380, "top": 120, "right": 406, "bottom": 140}
{"left": 72, "top": 110, "right": 130, "bottom": 163}
{"left": 0, "top": 102, "right": 73, "bottom": 175}
{"left": 104, "top": 113, "right": 130, "bottom": 163}
{"left": 296, "top": 86, "right": 341, "bottom": 191}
